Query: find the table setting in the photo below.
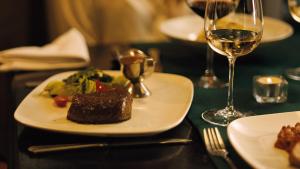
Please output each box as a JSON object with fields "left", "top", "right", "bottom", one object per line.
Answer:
{"left": 3, "top": 0, "right": 300, "bottom": 169}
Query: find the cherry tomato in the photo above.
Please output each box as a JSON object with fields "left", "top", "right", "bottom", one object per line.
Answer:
{"left": 96, "top": 80, "right": 109, "bottom": 92}
{"left": 54, "top": 96, "right": 68, "bottom": 107}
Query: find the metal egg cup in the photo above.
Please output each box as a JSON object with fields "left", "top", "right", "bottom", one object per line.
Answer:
{"left": 119, "top": 49, "right": 155, "bottom": 98}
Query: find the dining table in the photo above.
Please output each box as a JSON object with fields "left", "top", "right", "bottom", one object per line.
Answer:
{"left": 1, "top": 19, "right": 300, "bottom": 169}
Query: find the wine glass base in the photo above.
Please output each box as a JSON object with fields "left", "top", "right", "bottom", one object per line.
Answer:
{"left": 197, "top": 74, "right": 227, "bottom": 88}
{"left": 286, "top": 68, "right": 300, "bottom": 81}
{"left": 201, "top": 108, "right": 248, "bottom": 127}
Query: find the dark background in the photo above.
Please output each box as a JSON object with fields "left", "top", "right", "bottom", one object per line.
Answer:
{"left": 0, "top": 0, "right": 47, "bottom": 50}
{"left": 0, "top": 0, "right": 47, "bottom": 165}
{"left": 0, "top": 0, "right": 295, "bottom": 50}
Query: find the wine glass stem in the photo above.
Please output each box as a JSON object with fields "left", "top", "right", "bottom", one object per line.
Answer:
{"left": 204, "top": 45, "right": 215, "bottom": 76}
{"left": 226, "top": 57, "right": 236, "bottom": 113}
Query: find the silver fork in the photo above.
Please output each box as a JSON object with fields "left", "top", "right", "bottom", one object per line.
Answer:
{"left": 203, "top": 127, "right": 238, "bottom": 169}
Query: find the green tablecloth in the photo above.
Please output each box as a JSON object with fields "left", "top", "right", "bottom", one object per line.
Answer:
{"left": 134, "top": 22, "right": 300, "bottom": 169}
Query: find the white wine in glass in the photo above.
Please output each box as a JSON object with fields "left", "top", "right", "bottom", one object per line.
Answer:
{"left": 202, "top": 0, "right": 263, "bottom": 126}
{"left": 207, "top": 29, "right": 261, "bottom": 58}
{"left": 286, "top": 0, "right": 300, "bottom": 80}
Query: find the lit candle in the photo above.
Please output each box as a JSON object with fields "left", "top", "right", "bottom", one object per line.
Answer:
{"left": 253, "top": 75, "right": 288, "bottom": 103}
{"left": 257, "top": 76, "right": 283, "bottom": 85}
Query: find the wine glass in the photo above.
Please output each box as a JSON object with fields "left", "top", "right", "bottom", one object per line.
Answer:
{"left": 286, "top": 0, "right": 300, "bottom": 80}
{"left": 186, "top": 0, "right": 226, "bottom": 88}
{"left": 202, "top": 0, "right": 263, "bottom": 126}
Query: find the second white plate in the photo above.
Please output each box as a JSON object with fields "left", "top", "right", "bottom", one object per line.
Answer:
{"left": 160, "top": 15, "right": 293, "bottom": 44}
{"left": 14, "top": 71, "right": 194, "bottom": 137}
{"left": 228, "top": 111, "right": 300, "bottom": 169}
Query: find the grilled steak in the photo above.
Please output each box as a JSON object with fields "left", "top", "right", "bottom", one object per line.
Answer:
{"left": 67, "top": 87, "right": 132, "bottom": 124}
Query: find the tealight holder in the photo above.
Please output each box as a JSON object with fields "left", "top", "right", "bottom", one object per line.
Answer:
{"left": 253, "top": 75, "right": 288, "bottom": 103}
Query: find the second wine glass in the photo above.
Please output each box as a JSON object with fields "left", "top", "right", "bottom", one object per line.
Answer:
{"left": 286, "top": 0, "right": 300, "bottom": 80}
{"left": 186, "top": 0, "right": 226, "bottom": 88}
{"left": 202, "top": 0, "right": 264, "bottom": 126}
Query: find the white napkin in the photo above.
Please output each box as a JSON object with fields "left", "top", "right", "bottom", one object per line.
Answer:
{"left": 0, "top": 28, "right": 90, "bottom": 71}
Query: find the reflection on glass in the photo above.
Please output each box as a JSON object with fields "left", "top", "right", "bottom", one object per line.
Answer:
{"left": 286, "top": 0, "right": 300, "bottom": 80}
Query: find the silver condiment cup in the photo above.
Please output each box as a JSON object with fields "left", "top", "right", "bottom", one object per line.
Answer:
{"left": 119, "top": 49, "right": 155, "bottom": 98}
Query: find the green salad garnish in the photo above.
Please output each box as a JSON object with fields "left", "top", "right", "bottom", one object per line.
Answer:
{"left": 44, "top": 68, "right": 127, "bottom": 97}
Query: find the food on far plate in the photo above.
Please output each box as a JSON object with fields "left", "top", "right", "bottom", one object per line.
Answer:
{"left": 275, "top": 122, "right": 300, "bottom": 167}
{"left": 290, "top": 142, "right": 300, "bottom": 167}
{"left": 275, "top": 123, "right": 300, "bottom": 151}
{"left": 67, "top": 86, "right": 132, "bottom": 124}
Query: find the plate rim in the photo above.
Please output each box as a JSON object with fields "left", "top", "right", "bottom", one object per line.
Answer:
{"left": 14, "top": 70, "right": 194, "bottom": 137}
{"left": 160, "top": 14, "right": 294, "bottom": 44}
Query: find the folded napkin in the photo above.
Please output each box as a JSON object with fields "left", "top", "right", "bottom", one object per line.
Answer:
{"left": 0, "top": 28, "right": 90, "bottom": 71}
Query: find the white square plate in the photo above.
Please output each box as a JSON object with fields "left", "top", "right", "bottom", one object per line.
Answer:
{"left": 14, "top": 71, "right": 193, "bottom": 137}
{"left": 228, "top": 111, "right": 300, "bottom": 169}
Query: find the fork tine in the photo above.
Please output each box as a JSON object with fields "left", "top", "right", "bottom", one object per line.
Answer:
{"left": 214, "top": 127, "right": 226, "bottom": 149}
{"left": 205, "top": 128, "right": 238, "bottom": 169}
{"left": 208, "top": 128, "right": 218, "bottom": 150}
{"left": 203, "top": 128, "right": 212, "bottom": 153}
{"left": 207, "top": 128, "right": 218, "bottom": 150}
